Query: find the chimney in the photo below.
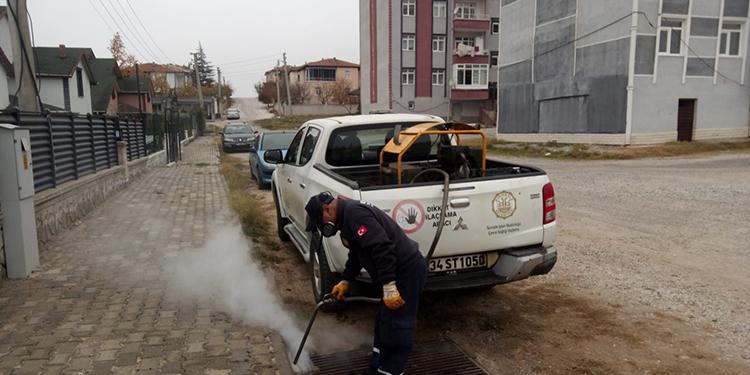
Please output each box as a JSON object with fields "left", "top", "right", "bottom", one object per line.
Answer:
{"left": 58, "top": 44, "right": 66, "bottom": 59}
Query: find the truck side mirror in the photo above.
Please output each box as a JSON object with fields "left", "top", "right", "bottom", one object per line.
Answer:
{"left": 264, "top": 149, "right": 283, "bottom": 164}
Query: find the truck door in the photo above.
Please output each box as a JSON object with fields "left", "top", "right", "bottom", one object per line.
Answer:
{"left": 287, "top": 126, "right": 322, "bottom": 232}
{"left": 275, "top": 126, "right": 305, "bottom": 229}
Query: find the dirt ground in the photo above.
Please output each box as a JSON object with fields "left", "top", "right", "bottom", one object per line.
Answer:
{"left": 224, "top": 149, "right": 750, "bottom": 374}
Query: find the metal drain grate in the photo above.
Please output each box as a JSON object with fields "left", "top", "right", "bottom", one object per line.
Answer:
{"left": 310, "top": 340, "right": 487, "bottom": 374}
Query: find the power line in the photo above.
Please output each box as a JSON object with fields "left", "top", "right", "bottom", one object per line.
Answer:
{"left": 96, "top": 0, "right": 150, "bottom": 60}
{"left": 217, "top": 53, "right": 282, "bottom": 66}
{"left": 124, "top": 0, "right": 171, "bottom": 61}
{"left": 111, "top": 0, "right": 161, "bottom": 62}
{"left": 104, "top": 0, "right": 160, "bottom": 62}
{"left": 86, "top": 0, "right": 117, "bottom": 35}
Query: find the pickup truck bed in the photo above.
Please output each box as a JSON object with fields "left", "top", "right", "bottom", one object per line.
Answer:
{"left": 316, "top": 160, "right": 545, "bottom": 190}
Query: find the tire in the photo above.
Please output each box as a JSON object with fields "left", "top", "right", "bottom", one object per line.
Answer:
{"left": 272, "top": 186, "right": 291, "bottom": 242}
{"left": 249, "top": 163, "right": 256, "bottom": 180}
{"left": 309, "top": 232, "right": 343, "bottom": 312}
{"left": 256, "top": 166, "right": 267, "bottom": 189}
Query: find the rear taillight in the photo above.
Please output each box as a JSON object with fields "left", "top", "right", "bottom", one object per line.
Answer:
{"left": 542, "top": 182, "right": 556, "bottom": 224}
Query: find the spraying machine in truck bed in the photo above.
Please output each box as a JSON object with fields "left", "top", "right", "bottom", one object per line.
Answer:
{"left": 263, "top": 114, "right": 557, "bottom": 303}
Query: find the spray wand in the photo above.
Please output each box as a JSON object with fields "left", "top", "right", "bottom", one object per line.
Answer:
{"left": 293, "top": 293, "right": 381, "bottom": 365}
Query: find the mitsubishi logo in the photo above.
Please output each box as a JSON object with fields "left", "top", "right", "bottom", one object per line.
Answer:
{"left": 453, "top": 217, "right": 468, "bottom": 231}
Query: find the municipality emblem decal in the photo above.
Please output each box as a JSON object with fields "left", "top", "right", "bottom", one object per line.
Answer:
{"left": 492, "top": 191, "right": 517, "bottom": 219}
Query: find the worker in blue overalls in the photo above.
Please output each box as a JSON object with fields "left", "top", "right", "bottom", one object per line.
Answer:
{"left": 305, "top": 192, "right": 428, "bottom": 375}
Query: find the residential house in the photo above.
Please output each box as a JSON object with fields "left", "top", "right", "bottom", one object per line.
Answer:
{"left": 0, "top": 6, "right": 14, "bottom": 108}
{"left": 360, "top": 0, "right": 500, "bottom": 124}
{"left": 292, "top": 58, "right": 360, "bottom": 104}
{"left": 0, "top": 45, "right": 11, "bottom": 109}
{"left": 90, "top": 58, "right": 120, "bottom": 115}
{"left": 497, "top": 0, "right": 750, "bottom": 144}
{"left": 117, "top": 75, "right": 154, "bottom": 115}
{"left": 127, "top": 63, "right": 192, "bottom": 90}
{"left": 33, "top": 45, "right": 97, "bottom": 113}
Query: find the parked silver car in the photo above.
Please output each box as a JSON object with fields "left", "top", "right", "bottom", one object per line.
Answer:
{"left": 226, "top": 108, "right": 240, "bottom": 120}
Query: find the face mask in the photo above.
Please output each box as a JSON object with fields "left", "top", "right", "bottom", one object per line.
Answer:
{"left": 321, "top": 222, "right": 338, "bottom": 237}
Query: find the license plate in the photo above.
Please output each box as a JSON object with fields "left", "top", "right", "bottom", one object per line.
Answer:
{"left": 429, "top": 253, "right": 487, "bottom": 273}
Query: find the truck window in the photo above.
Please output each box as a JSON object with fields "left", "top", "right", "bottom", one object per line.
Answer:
{"left": 326, "top": 123, "right": 447, "bottom": 167}
{"left": 284, "top": 128, "right": 305, "bottom": 165}
{"left": 299, "top": 127, "right": 321, "bottom": 166}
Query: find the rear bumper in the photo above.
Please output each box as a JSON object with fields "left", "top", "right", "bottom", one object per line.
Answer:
{"left": 424, "top": 246, "right": 557, "bottom": 291}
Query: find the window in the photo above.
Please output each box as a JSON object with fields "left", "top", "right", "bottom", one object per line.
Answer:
{"left": 299, "top": 127, "right": 321, "bottom": 166}
{"left": 455, "top": 37, "right": 475, "bottom": 48}
{"left": 720, "top": 23, "right": 742, "bottom": 57}
{"left": 490, "top": 51, "right": 499, "bottom": 66}
{"left": 433, "top": 1, "right": 446, "bottom": 18}
{"left": 454, "top": 64, "right": 489, "bottom": 88}
{"left": 315, "top": 87, "right": 322, "bottom": 96}
{"left": 402, "top": 0, "right": 415, "bottom": 16}
{"left": 491, "top": 18, "right": 500, "bottom": 35}
{"left": 432, "top": 35, "right": 446, "bottom": 52}
{"left": 402, "top": 68, "right": 415, "bottom": 85}
{"left": 455, "top": 3, "right": 477, "bottom": 19}
{"left": 76, "top": 67, "right": 84, "bottom": 97}
{"left": 284, "top": 128, "right": 305, "bottom": 164}
{"left": 345, "top": 70, "right": 352, "bottom": 80}
{"left": 402, "top": 34, "right": 416, "bottom": 51}
{"left": 432, "top": 69, "right": 445, "bottom": 85}
{"left": 306, "top": 68, "right": 336, "bottom": 81}
{"left": 658, "top": 18, "right": 684, "bottom": 55}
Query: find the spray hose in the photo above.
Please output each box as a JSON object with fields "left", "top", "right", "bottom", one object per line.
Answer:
{"left": 293, "top": 294, "right": 381, "bottom": 365}
{"left": 293, "top": 170, "right": 450, "bottom": 365}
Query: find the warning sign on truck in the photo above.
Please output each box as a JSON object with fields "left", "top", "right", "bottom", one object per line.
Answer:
{"left": 391, "top": 200, "right": 426, "bottom": 234}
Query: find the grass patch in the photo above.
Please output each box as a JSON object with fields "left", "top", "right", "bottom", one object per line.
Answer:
{"left": 254, "top": 115, "right": 319, "bottom": 131}
{"left": 487, "top": 139, "right": 750, "bottom": 160}
{"left": 218, "top": 145, "right": 284, "bottom": 264}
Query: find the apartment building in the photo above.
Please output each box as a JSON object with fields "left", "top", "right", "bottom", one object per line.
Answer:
{"left": 498, "top": 0, "right": 750, "bottom": 144}
{"left": 360, "top": 0, "right": 501, "bottom": 124}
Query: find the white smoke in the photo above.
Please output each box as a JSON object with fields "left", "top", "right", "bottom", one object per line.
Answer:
{"left": 163, "top": 225, "right": 313, "bottom": 373}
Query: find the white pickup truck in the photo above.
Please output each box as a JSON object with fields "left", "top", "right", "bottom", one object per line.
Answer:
{"left": 264, "top": 114, "right": 557, "bottom": 301}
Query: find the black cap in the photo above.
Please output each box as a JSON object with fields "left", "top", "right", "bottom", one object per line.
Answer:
{"left": 304, "top": 192, "right": 334, "bottom": 232}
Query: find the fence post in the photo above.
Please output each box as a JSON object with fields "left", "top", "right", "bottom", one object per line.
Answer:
{"left": 45, "top": 114, "right": 58, "bottom": 188}
{"left": 88, "top": 114, "right": 96, "bottom": 172}
{"left": 70, "top": 113, "right": 79, "bottom": 180}
{"left": 104, "top": 117, "right": 111, "bottom": 168}
{"left": 141, "top": 114, "right": 147, "bottom": 156}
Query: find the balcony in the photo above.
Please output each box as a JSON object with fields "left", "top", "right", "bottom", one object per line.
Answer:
{"left": 453, "top": 18, "right": 491, "bottom": 32}
{"left": 451, "top": 89, "right": 489, "bottom": 101}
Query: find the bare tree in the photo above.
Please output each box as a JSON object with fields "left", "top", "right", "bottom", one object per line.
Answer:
{"left": 290, "top": 82, "right": 311, "bottom": 104}
{"left": 330, "top": 79, "right": 356, "bottom": 114}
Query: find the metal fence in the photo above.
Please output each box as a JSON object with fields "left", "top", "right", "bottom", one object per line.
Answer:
{"left": 0, "top": 111, "right": 147, "bottom": 193}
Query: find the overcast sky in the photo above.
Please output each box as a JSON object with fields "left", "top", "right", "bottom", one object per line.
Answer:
{"left": 7, "top": 0, "right": 360, "bottom": 97}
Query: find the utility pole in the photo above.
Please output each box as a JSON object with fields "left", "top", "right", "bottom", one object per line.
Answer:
{"left": 191, "top": 52, "right": 205, "bottom": 135}
{"left": 283, "top": 52, "right": 293, "bottom": 116}
{"left": 135, "top": 63, "right": 143, "bottom": 117}
{"left": 7, "top": 0, "right": 40, "bottom": 111}
{"left": 217, "top": 67, "right": 222, "bottom": 117}
{"left": 275, "top": 60, "right": 283, "bottom": 115}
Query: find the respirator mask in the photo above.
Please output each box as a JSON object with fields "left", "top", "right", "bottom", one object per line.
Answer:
{"left": 318, "top": 191, "right": 338, "bottom": 237}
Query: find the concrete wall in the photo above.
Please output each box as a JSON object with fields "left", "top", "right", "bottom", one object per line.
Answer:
{"left": 631, "top": 0, "right": 750, "bottom": 142}
{"left": 0, "top": 150, "right": 166, "bottom": 282}
{"left": 498, "top": 0, "right": 630, "bottom": 136}
{"left": 360, "top": 0, "right": 392, "bottom": 114}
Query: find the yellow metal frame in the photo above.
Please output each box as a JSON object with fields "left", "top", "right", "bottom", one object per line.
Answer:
{"left": 379, "top": 122, "right": 487, "bottom": 184}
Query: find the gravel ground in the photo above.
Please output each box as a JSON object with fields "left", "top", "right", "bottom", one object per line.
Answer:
{"left": 521, "top": 153, "right": 750, "bottom": 364}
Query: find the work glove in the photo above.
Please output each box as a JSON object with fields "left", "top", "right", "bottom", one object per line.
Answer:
{"left": 331, "top": 280, "right": 350, "bottom": 301}
{"left": 382, "top": 281, "right": 405, "bottom": 310}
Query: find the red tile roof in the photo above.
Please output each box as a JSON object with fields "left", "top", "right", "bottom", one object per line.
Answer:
{"left": 305, "top": 58, "right": 359, "bottom": 68}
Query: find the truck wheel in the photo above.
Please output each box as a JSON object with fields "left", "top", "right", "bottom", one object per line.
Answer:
{"left": 272, "top": 186, "right": 290, "bottom": 242}
{"left": 310, "top": 233, "right": 343, "bottom": 312}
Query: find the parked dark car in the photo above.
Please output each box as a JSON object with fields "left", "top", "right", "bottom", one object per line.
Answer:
{"left": 221, "top": 122, "right": 256, "bottom": 152}
{"left": 249, "top": 131, "right": 296, "bottom": 188}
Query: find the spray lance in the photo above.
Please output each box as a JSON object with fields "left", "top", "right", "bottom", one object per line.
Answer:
{"left": 293, "top": 169, "right": 451, "bottom": 365}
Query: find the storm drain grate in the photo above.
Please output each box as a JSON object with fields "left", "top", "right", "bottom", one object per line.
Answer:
{"left": 310, "top": 340, "right": 487, "bottom": 374}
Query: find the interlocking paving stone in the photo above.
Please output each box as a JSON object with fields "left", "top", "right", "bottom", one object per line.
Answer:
{"left": 0, "top": 137, "right": 288, "bottom": 374}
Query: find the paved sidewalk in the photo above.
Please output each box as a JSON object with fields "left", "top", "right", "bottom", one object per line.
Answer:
{"left": 0, "top": 137, "right": 289, "bottom": 375}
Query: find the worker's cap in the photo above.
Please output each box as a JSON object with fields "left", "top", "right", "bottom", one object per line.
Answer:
{"left": 304, "top": 192, "right": 335, "bottom": 232}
